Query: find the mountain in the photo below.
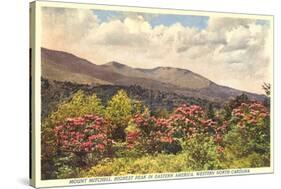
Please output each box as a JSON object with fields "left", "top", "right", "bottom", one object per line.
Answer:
{"left": 42, "top": 48, "right": 179, "bottom": 92}
{"left": 102, "top": 62, "right": 210, "bottom": 89}
{"left": 41, "top": 48, "right": 265, "bottom": 103}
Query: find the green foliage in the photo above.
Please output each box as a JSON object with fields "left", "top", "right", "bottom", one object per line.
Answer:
{"left": 54, "top": 114, "right": 112, "bottom": 170}
{"left": 262, "top": 83, "right": 271, "bottom": 108}
{"left": 41, "top": 90, "right": 104, "bottom": 180}
{"left": 131, "top": 104, "right": 218, "bottom": 155}
{"left": 223, "top": 93, "right": 250, "bottom": 120}
{"left": 182, "top": 133, "right": 222, "bottom": 170}
{"left": 125, "top": 119, "right": 140, "bottom": 133}
{"left": 207, "top": 103, "right": 215, "bottom": 119}
{"left": 131, "top": 99, "right": 147, "bottom": 115}
{"left": 80, "top": 153, "right": 190, "bottom": 177}
{"left": 113, "top": 142, "right": 143, "bottom": 158}
{"left": 222, "top": 149, "right": 270, "bottom": 168}
{"left": 47, "top": 90, "right": 104, "bottom": 125}
{"left": 152, "top": 108, "right": 170, "bottom": 118}
{"left": 41, "top": 89, "right": 271, "bottom": 179}
{"left": 223, "top": 102, "right": 270, "bottom": 167}
{"left": 105, "top": 90, "right": 132, "bottom": 141}
{"left": 54, "top": 154, "right": 79, "bottom": 179}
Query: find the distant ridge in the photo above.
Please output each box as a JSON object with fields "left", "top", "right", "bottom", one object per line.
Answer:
{"left": 41, "top": 47, "right": 265, "bottom": 102}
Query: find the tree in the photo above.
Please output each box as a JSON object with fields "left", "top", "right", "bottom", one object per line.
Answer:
{"left": 105, "top": 90, "right": 132, "bottom": 141}
{"left": 224, "top": 102, "right": 270, "bottom": 167}
{"left": 131, "top": 99, "right": 147, "bottom": 115}
{"left": 207, "top": 103, "right": 215, "bottom": 119}
{"left": 46, "top": 90, "right": 104, "bottom": 125}
{"left": 223, "top": 93, "right": 250, "bottom": 120}
{"left": 152, "top": 107, "right": 170, "bottom": 118}
{"left": 41, "top": 90, "right": 104, "bottom": 179}
{"left": 262, "top": 82, "right": 271, "bottom": 97}
{"left": 262, "top": 83, "right": 271, "bottom": 108}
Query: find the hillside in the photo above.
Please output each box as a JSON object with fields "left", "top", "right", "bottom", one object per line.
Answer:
{"left": 41, "top": 48, "right": 265, "bottom": 103}
{"left": 41, "top": 78, "right": 216, "bottom": 119}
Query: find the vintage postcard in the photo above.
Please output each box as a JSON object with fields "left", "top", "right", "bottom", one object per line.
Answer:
{"left": 30, "top": 1, "right": 273, "bottom": 188}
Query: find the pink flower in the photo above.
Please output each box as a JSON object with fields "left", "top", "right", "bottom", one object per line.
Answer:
{"left": 97, "top": 143, "right": 105, "bottom": 151}
{"left": 88, "top": 135, "right": 98, "bottom": 141}
{"left": 63, "top": 140, "right": 68, "bottom": 146}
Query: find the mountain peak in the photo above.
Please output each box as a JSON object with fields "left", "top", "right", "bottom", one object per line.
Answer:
{"left": 152, "top": 66, "right": 192, "bottom": 73}
{"left": 105, "top": 61, "right": 127, "bottom": 68}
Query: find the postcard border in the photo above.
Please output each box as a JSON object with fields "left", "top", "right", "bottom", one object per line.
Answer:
{"left": 30, "top": 1, "right": 274, "bottom": 188}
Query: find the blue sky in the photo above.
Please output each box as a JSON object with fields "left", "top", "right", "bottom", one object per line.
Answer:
{"left": 93, "top": 10, "right": 122, "bottom": 22}
{"left": 256, "top": 19, "right": 270, "bottom": 26}
{"left": 93, "top": 9, "right": 209, "bottom": 30}
{"left": 149, "top": 14, "right": 209, "bottom": 29}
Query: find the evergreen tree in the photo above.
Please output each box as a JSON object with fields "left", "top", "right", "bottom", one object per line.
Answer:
{"left": 207, "top": 103, "right": 215, "bottom": 119}
{"left": 223, "top": 93, "right": 250, "bottom": 120}
{"left": 105, "top": 90, "right": 132, "bottom": 141}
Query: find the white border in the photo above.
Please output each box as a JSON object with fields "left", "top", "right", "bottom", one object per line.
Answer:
{"left": 31, "top": 1, "right": 274, "bottom": 188}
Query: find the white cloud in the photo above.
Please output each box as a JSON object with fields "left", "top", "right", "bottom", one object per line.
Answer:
{"left": 207, "top": 17, "right": 254, "bottom": 31}
{"left": 41, "top": 8, "right": 271, "bottom": 94}
{"left": 41, "top": 8, "right": 99, "bottom": 52}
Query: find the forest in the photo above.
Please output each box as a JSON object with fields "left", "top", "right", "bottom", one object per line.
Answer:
{"left": 41, "top": 83, "right": 270, "bottom": 180}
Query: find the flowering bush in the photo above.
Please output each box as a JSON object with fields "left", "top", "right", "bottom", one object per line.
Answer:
{"left": 130, "top": 104, "right": 226, "bottom": 154}
{"left": 169, "top": 104, "right": 217, "bottom": 137}
{"left": 42, "top": 89, "right": 271, "bottom": 179}
{"left": 54, "top": 114, "right": 112, "bottom": 166}
{"left": 54, "top": 115, "right": 110, "bottom": 153}
{"left": 131, "top": 114, "right": 171, "bottom": 153}
{"left": 232, "top": 102, "right": 269, "bottom": 129}
{"left": 41, "top": 90, "right": 104, "bottom": 179}
{"left": 224, "top": 102, "right": 270, "bottom": 166}
{"left": 131, "top": 112, "right": 183, "bottom": 153}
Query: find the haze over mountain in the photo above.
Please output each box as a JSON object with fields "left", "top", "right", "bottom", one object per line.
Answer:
{"left": 102, "top": 61, "right": 210, "bottom": 89}
{"left": 41, "top": 47, "right": 265, "bottom": 102}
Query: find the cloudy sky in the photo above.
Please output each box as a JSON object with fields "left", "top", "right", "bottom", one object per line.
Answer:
{"left": 41, "top": 7, "right": 272, "bottom": 94}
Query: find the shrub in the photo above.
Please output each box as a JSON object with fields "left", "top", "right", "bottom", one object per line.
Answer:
{"left": 45, "top": 90, "right": 104, "bottom": 126}
{"left": 169, "top": 104, "right": 217, "bottom": 137}
{"left": 224, "top": 102, "right": 270, "bottom": 167}
{"left": 41, "top": 91, "right": 104, "bottom": 179}
{"left": 221, "top": 149, "right": 270, "bottom": 169}
{"left": 223, "top": 93, "right": 250, "bottom": 120}
{"left": 132, "top": 113, "right": 179, "bottom": 154}
{"left": 41, "top": 89, "right": 271, "bottom": 178}
{"left": 80, "top": 153, "right": 190, "bottom": 177}
{"left": 54, "top": 155, "right": 80, "bottom": 179}
{"left": 105, "top": 90, "right": 132, "bottom": 141}
{"left": 131, "top": 104, "right": 222, "bottom": 154}
{"left": 113, "top": 142, "right": 144, "bottom": 158}
{"left": 54, "top": 114, "right": 112, "bottom": 167}
{"left": 182, "top": 133, "right": 222, "bottom": 170}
